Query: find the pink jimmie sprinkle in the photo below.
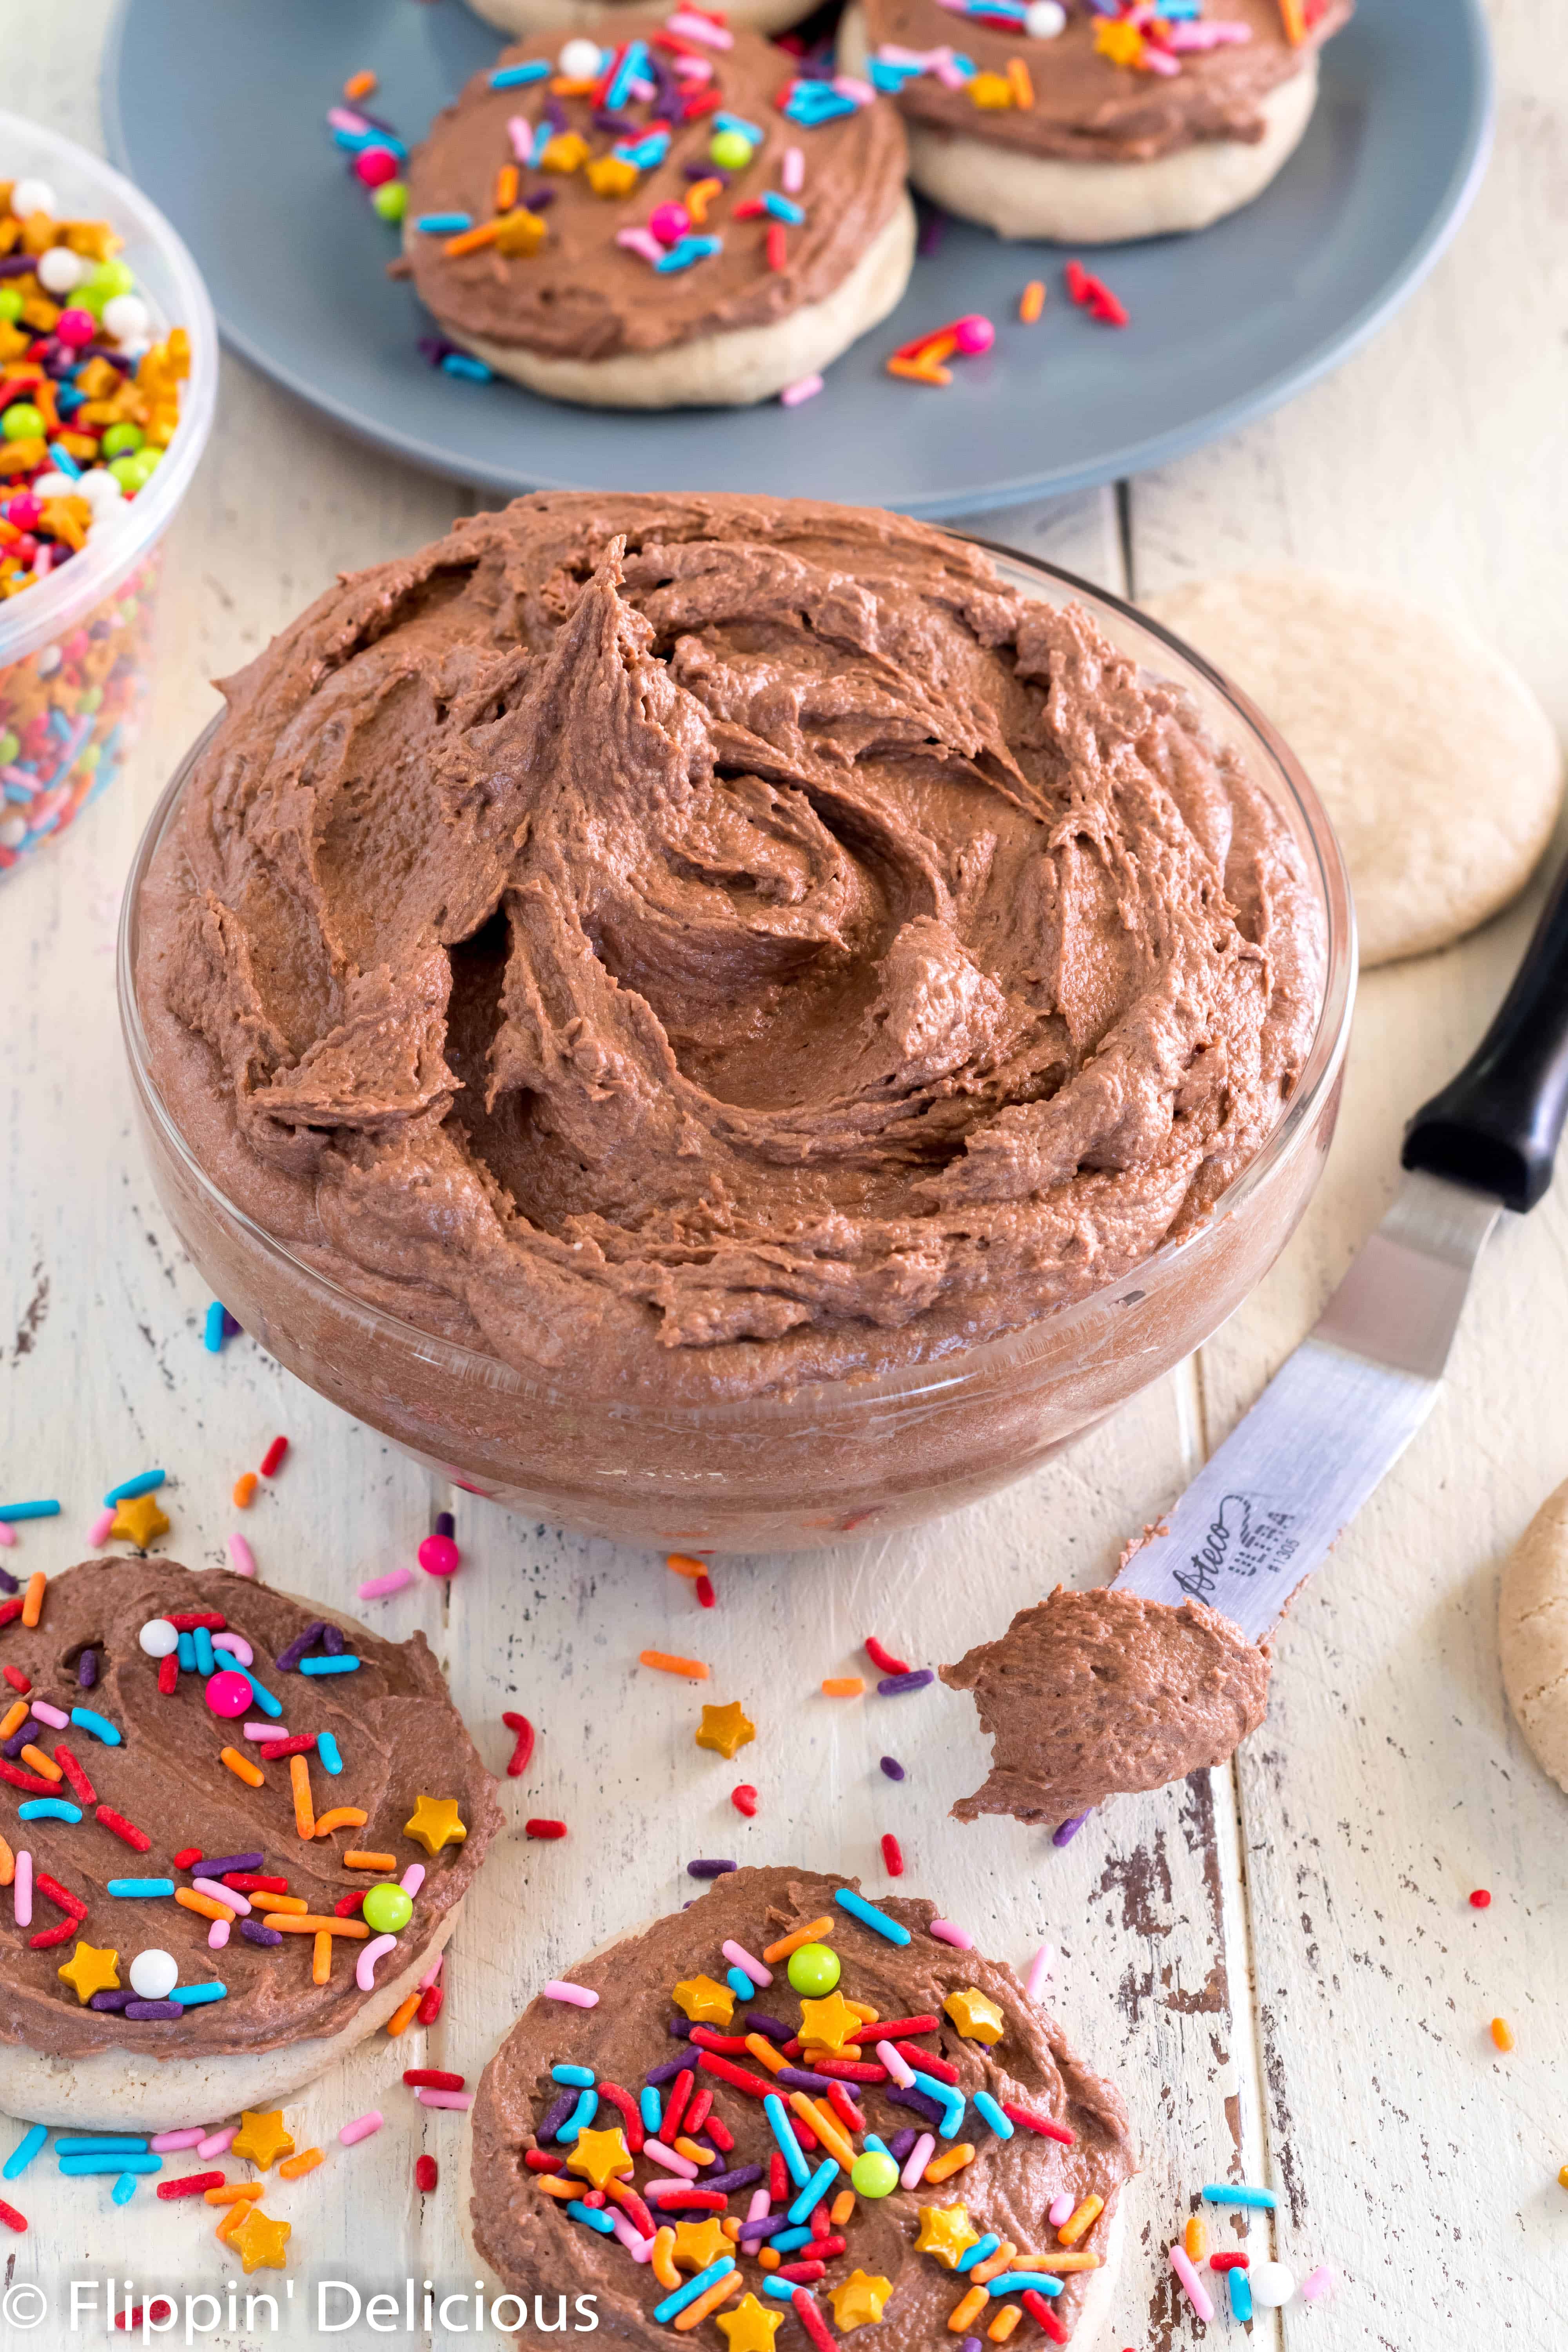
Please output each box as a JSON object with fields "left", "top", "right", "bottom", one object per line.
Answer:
{"left": 29, "top": 1701, "right": 69, "bottom": 1730}
{"left": 356, "top": 1934, "right": 397, "bottom": 1991}
{"left": 1047, "top": 2194, "right": 1074, "bottom": 2228}
{"left": 339, "top": 2110, "right": 384, "bottom": 2149}
{"left": 612, "top": 2215, "right": 654, "bottom": 2261}
{"left": 198, "top": 2126, "right": 237, "bottom": 2158}
{"left": 616, "top": 228, "right": 665, "bottom": 267}
{"left": 208, "top": 1918, "right": 230, "bottom": 1950}
{"left": 149, "top": 2129, "right": 207, "bottom": 2153}
{"left": 88, "top": 1509, "right": 115, "bottom": 1548}
{"left": 667, "top": 8, "right": 732, "bottom": 44}
{"left": 876, "top": 2040, "right": 915, "bottom": 2088}
{"left": 414, "top": 2087, "right": 472, "bottom": 2111}
{"left": 779, "top": 374, "right": 824, "bottom": 408}
{"left": 543, "top": 1980, "right": 597, "bottom": 2007}
{"left": 644, "top": 2140, "right": 698, "bottom": 2181}
{"left": 419, "top": 1951, "right": 444, "bottom": 1993}
{"left": 506, "top": 113, "right": 533, "bottom": 163}
{"left": 722, "top": 1938, "right": 772, "bottom": 1986}
{"left": 1169, "top": 2244, "right": 1214, "bottom": 2322}
{"left": 195, "top": 1878, "right": 249, "bottom": 1913}
{"left": 244, "top": 1722, "right": 289, "bottom": 1743}
{"left": 833, "top": 73, "right": 875, "bottom": 103}
{"left": 781, "top": 146, "right": 804, "bottom": 194}
{"left": 13, "top": 1850, "right": 31, "bottom": 1928}
{"left": 1169, "top": 19, "right": 1252, "bottom": 47}
{"left": 900, "top": 2132, "right": 935, "bottom": 2190}
{"left": 747, "top": 2188, "right": 771, "bottom": 2222}
{"left": 227, "top": 1533, "right": 256, "bottom": 1578}
{"left": 212, "top": 1631, "right": 253, "bottom": 1668}
{"left": 929, "top": 1920, "right": 973, "bottom": 1951}
{"left": 1025, "top": 1943, "right": 1054, "bottom": 2002}
{"left": 400, "top": 1863, "right": 426, "bottom": 1898}
{"left": 1299, "top": 2266, "right": 1335, "bottom": 2301}
{"left": 357, "top": 1567, "right": 414, "bottom": 1601}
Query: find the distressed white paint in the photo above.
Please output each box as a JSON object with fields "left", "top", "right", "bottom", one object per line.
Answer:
{"left": 1, "top": 0, "right": 1563, "bottom": 2343}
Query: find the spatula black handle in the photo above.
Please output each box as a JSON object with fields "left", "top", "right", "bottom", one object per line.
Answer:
{"left": 1403, "top": 845, "right": 1568, "bottom": 1212}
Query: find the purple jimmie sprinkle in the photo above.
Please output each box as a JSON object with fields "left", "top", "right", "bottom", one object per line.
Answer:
{"left": 89, "top": 1989, "right": 133, "bottom": 2011}
{"left": 745, "top": 2014, "right": 791, "bottom": 2042}
{"left": 435, "top": 1512, "right": 456, "bottom": 1540}
{"left": 0, "top": 1566, "right": 18, "bottom": 1596}
{"left": 878, "top": 1670, "right": 934, "bottom": 1697}
{"left": 963, "top": 2338, "right": 983, "bottom": 2352}
{"left": 645, "top": 2054, "right": 690, "bottom": 2086}
{"left": 77, "top": 1649, "right": 98, "bottom": 1690}
{"left": 125, "top": 2001, "right": 182, "bottom": 2021}
{"left": 321, "top": 1621, "right": 346, "bottom": 1657}
{"left": 526, "top": 185, "right": 557, "bottom": 209}
{"left": 240, "top": 1919, "right": 283, "bottom": 1947}
{"left": 886, "top": 2085, "right": 945, "bottom": 2129}
{"left": 200, "top": 1852, "right": 265, "bottom": 1877}
{"left": 879, "top": 1756, "right": 906, "bottom": 1781}
{"left": 687, "top": 1859, "right": 736, "bottom": 1879}
{"left": 2, "top": 1720, "right": 40, "bottom": 1759}
{"left": 538, "top": 2089, "right": 577, "bottom": 2141}
{"left": 886, "top": 2129, "right": 918, "bottom": 2163}
{"left": 739, "top": 2214, "right": 789, "bottom": 2242}
{"left": 916, "top": 206, "right": 947, "bottom": 259}
{"left": 0, "top": 256, "right": 35, "bottom": 279}
{"left": 275, "top": 1622, "right": 328, "bottom": 1673}
{"left": 703, "top": 2165, "right": 763, "bottom": 2197}
{"left": 775, "top": 2067, "right": 832, "bottom": 2093}
{"left": 544, "top": 94, "right": 569, "bottom": 131}
{"left": 665, "top": 2018, "right": 695, "bottom": 2041}
{"left": 1053, "top": 1810, "right": 1093, "bottom": 1847}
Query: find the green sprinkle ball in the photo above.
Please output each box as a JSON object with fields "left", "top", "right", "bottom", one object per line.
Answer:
{"left": 850, "top": 2150, "right": 900, "bottom": 2199}
{"left": 709, "top": 129, "right": 754, "bottom": 172}
{"left": 786, "top": 1941, "right": 840, "bottom": 1996}
{"left": 362, "top": 1882, "right": 414, "bottom": 1935}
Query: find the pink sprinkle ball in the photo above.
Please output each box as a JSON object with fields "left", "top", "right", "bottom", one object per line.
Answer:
{"left": 354, "top": 146, "right": 400, "bottom": 187}
{"left": 417, "top": 1532, "right": 461, "bottom": 1579}
{"left": 7, "top": 494, "right": 41, "bottom": 531}
{"left": 54, "top": 308, "right": 96, "bottom": 347}
{"left": 648, "top": 201, "right": 691, "bottom": 247}
{"left": 203, "top": 1670, "right": 254, "bottom": 1720}
{"left": 952, "top": 314, "right": 994, "bottom": 355}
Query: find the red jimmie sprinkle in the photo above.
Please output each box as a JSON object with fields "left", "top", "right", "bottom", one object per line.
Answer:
{"left": 501, "top": 1712, "right": 535, "bottom": 1778}
{"left": 1469, "top": 1889, "right": 1492, "bottom": 1909}
{"left": 167, "top": 1612, "right": 225, "bottom": 1633}
{"left": 29, "top": 1918, "right": 78, "bottom": 1949}
{"left": 415, "top": 2154, "right": 439, "bottom": 2193}
{"left": 259, "top": 1437, "right": 289, "bottom": 1478}
{"left": 899, "top": 2042, "right": 956, "bottom": 2084}
{"left": 869, "top": 2015, "right": 937, "bottom": 2038}
{"left": 653, "top": 2189, "right": 725, "bottom": 2212}
{"left": 0, "top": 1600, "right": 22, "bottom": 1629}
{"left": 335, "top": 1892, "right": 366, "bottom": 1918}
{"left": 225, "top": 1873, "right": 286, "bottom": 1894}
{"left": 688, "top": 2028, "right": 749, "bottom": 2054}
{"left": 53, "top": 1745, "right": 97, "bottom": 1806}
{"left": 864, "top": 1636, "right": 910, "bottom": 1675}
{"left": 684, "top": 2087, "right": 713, "bottom": 2136}
{"left": 0, "top": 2198, "right": 25, "bottom": 2232}
{"left": 880, "top": 1834, "right": 904, "bottom": 1878}
{"left": 596, "top": 2080, "right": 644, "bottom": 2153}
{"left": 815, "top": 2058, "right": 885, "bottom": 2084}
{"left": 526, "top": 1818, "right": 567, "bottom": 1840}
{"left": 158, "top": 1654, "right": 178, "bottom": 1697}
{"left": 662, "top": 2069, "right": 693, "bottom": 2143}
{"left": 95, "top": 1805, "right": 151, "bottom": 1853}
{"left": 524, "top": 2149, "right": 565, "bottom": 2173}
{"left": 405, "top": 2069, "right": 466, "bottom": 2091}
{"left": 34, "top": 1871, "right": 85, "bottom": 1919}
{"left": 794, "top": 2111, "right": 818, "bottom": 2152}
{"left": 1022, "top": 2289, "right": 1069, "bottom": 2343}
{"left": 417, "top": 1981, "right": 445, "bottom": 2027}
{"left": 156, "top": 2171, "right": 225, "bottom": 2200}
{"left": 260, "top": 1736, "right": 317, "bottom": 1760}
{"left": 695, "top": 2052, "right": 775, "bottom": 2100}
{"left": 791, "top": 2287, "right": 836, "bottom": 2352}
{"left": 607, "top": 2179, "right": 655, "bottom": 2236}
{"left": 705, "top": 2114, "right": 735, "bottom": 2154}
{"left": 1001, "top": 2101, "right": 1074, "bottom": 2145}
{"left": 766, "top": 223, "right": 787, "bottom": 273}
{"left": 114, "top": 2304, "right": 174, "bottom": 2332}
{"left": 777, "top": 2263, "right": 826, "bottom": 2285}
{"left": 1209, "top": 2252, "right": 1249, "bottom": 2272}
{"left": 172, "top": 1847, "right": 202, "bottom": 1870}
{"left": 2, "top": 1666, "right": 30, "bottom": 1695}
{"left": 0, "top": 1759, "right": 55, "bottom": 1797}
{"left": 826, "top": 2079, "right": 865, "bottom": 2132}
{"left": 731, "top": 1785, "right": 758, "bottom": 1817}
{"left": 695, "top": 1575, "right": 716, "bottom": 1609}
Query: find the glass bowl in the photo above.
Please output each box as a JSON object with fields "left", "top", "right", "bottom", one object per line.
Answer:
{"left": 0, "top": 111, "right": 218, "bottom": 876}
{"left": 119, "top": 541, "right": 1355, "bottom": 1553}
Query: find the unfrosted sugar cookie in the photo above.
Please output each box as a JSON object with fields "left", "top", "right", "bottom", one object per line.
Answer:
{"left": 838, "top": 0, "right": 1351, "bottom": 244}
{"left": 403, "top": 20, "right": 915, "bottom": 408}
{"left": 0, "top": 1556, "right": 500, "bottom": 2129}
{"left": 1499, "top": 1478, "right": 1568, "bottom": 1796}
{"left": 1143, "top": 570, "right": 1563, "bottom": 968}
{"left": 468, "top": 1866, "right": 1136, "bottom": 2345}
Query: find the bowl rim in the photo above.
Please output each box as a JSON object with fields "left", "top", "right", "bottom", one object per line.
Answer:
{"left": 0, "top": 107, "right": 220, "bottom": 664}
{"left": 117, "top": 534, "right": 1357, "bottom": 1419}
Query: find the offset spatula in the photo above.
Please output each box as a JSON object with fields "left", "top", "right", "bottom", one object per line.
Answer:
{"left": 1114, "top": 847, "right": 1568, "bottom": 1644}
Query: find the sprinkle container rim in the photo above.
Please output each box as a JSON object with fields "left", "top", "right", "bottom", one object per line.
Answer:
{"left": 0, "top": 108, "right": 219, "bottom": 668}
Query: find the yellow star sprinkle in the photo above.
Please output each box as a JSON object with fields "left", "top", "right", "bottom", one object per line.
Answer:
{"left": 716, "top": 2294, "right": 784, "bottom": 2352}
{"left": 672, "top": 1974, "right": 735, "bottom": 2027}
{"left": 673, "top": 2217, "right": 733, "bottom": 2273}
{"left": 230, "top": 2110, "right": 296, "bottom": 2171}
{"left": 914, "top": 2205, "right": 982, "bottom": 2270}
{"left": 109, "top": 1494, "right": 169, "bottom": 1550}
{"left": 566, "top": 2126, "right": 634, "bottom": 2193}
{"left": 695, "top": 1701, "right": 755, "bottom": 1762}
{"left": 797, "top": 1990, "right": 863, "bottom": 2057}
{"left": 56, "top": 1941, "right": 120, "bottom": 2005}
{"left": 226, "top": 2203, "right": 292, "bottom": 2274}
{"left": 402, "top": 1794, "right": 468, "bottom": 1856}
{"left": 828, "top": 2271, "right": 894, "bottom": 2331}
{"left": 943, "top": 1988, "right": 1005, "bottom": 2046}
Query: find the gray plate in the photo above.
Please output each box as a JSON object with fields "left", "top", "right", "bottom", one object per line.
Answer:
{"left": 101, "top": 0, "right": 1492, "bottom": 519}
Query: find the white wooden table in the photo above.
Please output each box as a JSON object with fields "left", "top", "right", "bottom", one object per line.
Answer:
{"left": 3, "top": 2, "right": 1564, "bottom": 2345}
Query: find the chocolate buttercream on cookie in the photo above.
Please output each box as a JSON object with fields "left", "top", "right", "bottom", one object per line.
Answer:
{"left": 470, "top": 1866, "right": 1136, "bottom": 2345}
{"left": 0, "top": 1557, "right": 499, "bottom": 2061}
{"left": 136, "top": 494, "right": 1325, "bottom": 1408}
{"left": 942, "top": 1585, "right": 1270, "bottom": 1826}
{"left": 856, "top": 0, "right": 1352, "bottom": 164}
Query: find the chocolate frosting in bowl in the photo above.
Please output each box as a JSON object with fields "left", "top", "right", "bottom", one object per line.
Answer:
{"left": 403, "top": 24, "right": 908, "bottom": 363}
{"left": 855, "top": 0, "right": 1352, "bottom": 163}
{"left": 134, "top": 494, "right": 1325, "bottom": 1416}
{"left": 941, "top": 1585, "right": 1270, "bottom": 1826}
{"left": 0, "top": 1557, "right": 499, "bottom": 2062}
{"left": 470, "top": 1865, "right": 1136, "bottom": 2345}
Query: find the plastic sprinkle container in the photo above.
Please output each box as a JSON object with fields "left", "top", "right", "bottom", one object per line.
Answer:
{"left": 0, "top": 112, "right": 215, "bottom": 877}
